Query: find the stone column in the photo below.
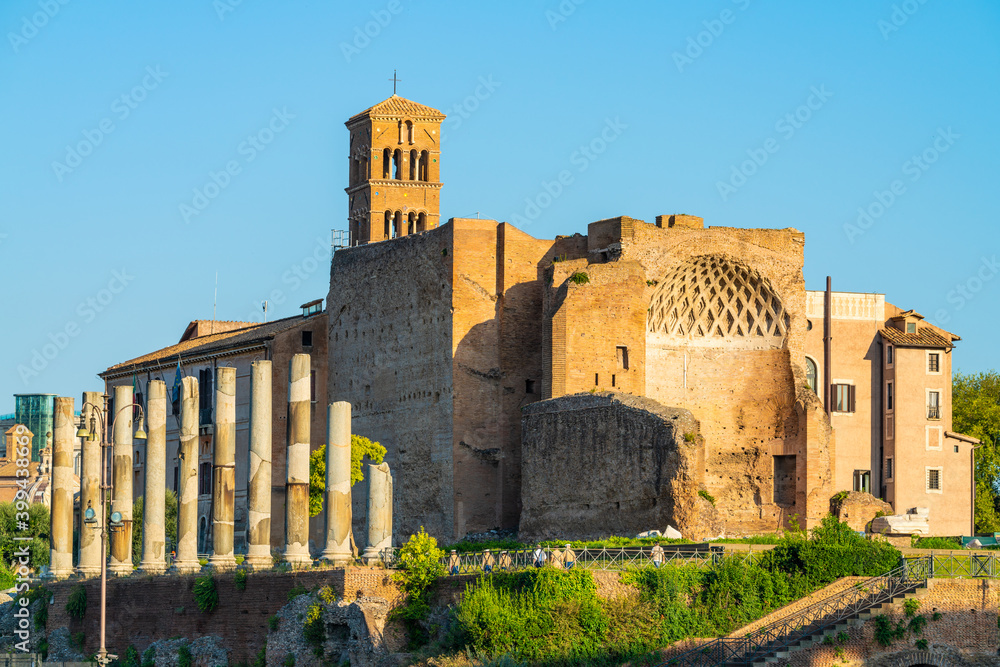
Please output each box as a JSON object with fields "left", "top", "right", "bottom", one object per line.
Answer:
{"left": 109, "top": 386, "right": 134, "bottom": 576}
{"left": 172, "top": 377, "right": 201, "bottom": 574}
{"left": 209, "top": 367, "right": 237, "bottom": 571}
{"left": 49, "top": 396, "right": 75, "bottom": 579}
{"left": 77, "top": 391, "right": 103, "bottom": 577}
{"left": 321, "top": 402, "right": 353, "bottom": 564}
{"left": 139, "top": 381, "right": 167, "bottom": 574}
{"left": 283, "top": 354, "right": 312, "bottom": 566}
{"left": 362, "top": 462, "right": 393, "bottom": 562}
{"left": 246, "top": 360, "right": 272, "bottom": 568}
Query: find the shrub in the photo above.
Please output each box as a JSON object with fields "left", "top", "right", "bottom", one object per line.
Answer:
{"left": 122, "top": 645, "right": 140, "bottom": 667}
{"left": 286, "top": 585, "right": 308, "bottom": 601}
{"left": 66, "top": 584, "right": 87, "bottom": 620}
{"left": 569, "top": 272, "right": 589, "bottom": 285}
{"left": 698, "top": 489, "right": 716, "bottom": 505}
{"left": 915, "top": 638, "right": 928, "bottom": 650}
{"left": 911, "top": 535, "right": 962, "bottom": 550}
{"left": 683, "top": 432, "right": 697, "bottom": 443}
{"left": 193, "top": 575, "right": 219, "bottom": 613}
{"left": 392, "top": 527, "right": 447, "bottom": 648}
{"left": 908, "top": 614, "right": 927, "bottom": 635}
{"left": 268, "top": 615, "right": 280, "bottom": 631}
{"left": 873, "top": 615, "right": 907, "bottom": 646}
{"left": 234, "top": 568, "right": 248, "bottom": 591}
{"left": 0, "top": 563, "right": 15, "bottom": 590}
{"left": 283, "top": 653, "right": 295, "bottom": 667}
{"left": 141, "top": 646, "right": 155, "bottom": 667}
{"left": 177, "top": 645, "right": 193, "bottom": 667}
{"left": 932, "top": 611, "right": 943, "bottom": 621}
{"left": 903, "top": 597, "right": 920, "bottom": 617}
{"left": 71, "top": 632, "right": 85, "bottom": 651}
{"left": 252, "top": 644, "right": 267, "bottom": 667}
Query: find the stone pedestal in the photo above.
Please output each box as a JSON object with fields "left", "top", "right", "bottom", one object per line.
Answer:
{"left": 77, "top": 391, "right": 103, "bottom": 578}
{"left": 283, "top": 354, "right": 312, "bottom": 566}
{"left": 246, "top": 360, "right": 273, "bottom": 569}
{"left": 139, "top": 381, "right": 168, "bottom": 574}
{"left": 209, "top": 367, "right": 237, "bottom": 571}
{"left": 172, "top": 377, "right": 201, "bottom": 574}
{"left": 109, "top": 386, "right": 134, "bottom": 577}
{"left": 49, "top": 396, "right": 74, "bottom": 579}
{"left": 362, "top": 463, "right": 393, "bottom": 563}
{"left": 321, "top": 402, "right": 353, "bottom": 564}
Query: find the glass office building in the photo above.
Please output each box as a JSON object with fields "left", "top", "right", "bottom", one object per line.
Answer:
{"left": 14, "top": 394, "right": 56, "bottom": 461}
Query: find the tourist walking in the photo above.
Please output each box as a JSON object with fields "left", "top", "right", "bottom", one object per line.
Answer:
{"left": 651, "top": 542, "right": 665, "bottom": 568}
{"left": 563, "top": 543, "right": 576, "bottom": 570}
{"left": 448, "top": 549, "right": 461, "bottom": 575}
{"left": 532, "top": 545, "right": 547, "bottom": 568}
{"left": 481, "top": 549, "right": 495, "bottom": 574}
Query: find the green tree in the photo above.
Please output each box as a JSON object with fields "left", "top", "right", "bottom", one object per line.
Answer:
{"left": 308, "top": 435, "right": 386, "bottom": 517}
{"left": 130, "top": 490, "right": 179, "bottom": 566}
{"left": 0, "top": 502, "right": 50, "bottom": 569}
{"left": 953, "top": 370, "right": 1000, "bottom": 533}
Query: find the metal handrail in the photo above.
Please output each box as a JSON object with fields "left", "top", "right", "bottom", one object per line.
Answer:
{"left": 664, "top": 556, "right": 931, "bottom": 666}
{"left": 380, "top": 544, "right": 748, "bottom": 573}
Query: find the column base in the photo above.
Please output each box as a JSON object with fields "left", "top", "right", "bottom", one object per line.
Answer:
{"left": 207, "top": 555, "right": 237, "bottom": 572}
{"left": 320, "top": 547, "right": 353, "bottom": 567}
{"left": 360, "top": 547, "right": 386, "bottom": 565}
{"left": 282, "top": 546, "right": 313, "bottom": 568}
{"left": 170, "top": 560, "right": 202, "bottom": 575}
{"left": 75, "top": 566, "right": 102, "bottom": 579}
{"left": 138, "top": 562, "right": 169, "bottom": 575}
{"left": 245, "top": 546, "right": 273, "bottom": 570}
{"left": 107, "top": 565, "right": 133, "bottom": 577}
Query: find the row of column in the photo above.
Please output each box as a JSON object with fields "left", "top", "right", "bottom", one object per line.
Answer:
{"left": 48, "top": 353, "right": 393, "bottom": 578}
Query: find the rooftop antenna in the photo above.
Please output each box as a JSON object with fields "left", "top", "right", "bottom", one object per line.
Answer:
{"left": 389, "top": 70, "right": 401, "bottom": 95}
{"left": 262, "top": 300, "right": 269, "bottom": 323}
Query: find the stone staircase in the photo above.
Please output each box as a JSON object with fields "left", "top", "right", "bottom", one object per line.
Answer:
{"left": 663, "top": 557, "right": 932, "bottom": 666}
{"left": 747, "top": 585, "right": 927, "bottom": 666}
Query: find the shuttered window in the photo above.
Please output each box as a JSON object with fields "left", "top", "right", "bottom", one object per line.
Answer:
{"left": 833, "top": 384, "right": 856, "bottom": 413}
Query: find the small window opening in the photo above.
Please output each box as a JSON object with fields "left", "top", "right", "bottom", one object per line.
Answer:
{"left": 616, "top": 346, "right": 629, "bottom": 370}
{"left": 906, "top": 322, "right": 917, "bottom": 333}
{"left": 611, "top": 374, "right": 616, "bottom": 387}
{"left": 853, "top": 469, "right": 871, "bottom": 493}
{"left": 594, "top": 373, "right": 599, "bottom": 386}
{"left": 302, "top": 330, "right": 313, "bottom": 347}
{"left": 887, "top": 345, "right": 894, "bottom": 364}
{"left": 525, "top": 380, "right": 537, "bottom": 394}
{"left": 310, "top": 370, "right": 317, "bottom": 403}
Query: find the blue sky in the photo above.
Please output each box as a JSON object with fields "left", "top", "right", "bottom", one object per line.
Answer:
{"left": 1, "top": 1, "right": 997, "bottom": 412}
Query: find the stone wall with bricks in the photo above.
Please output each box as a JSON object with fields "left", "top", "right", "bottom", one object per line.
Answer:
{"left": 786, "top": 578, "right": 1000, "bottom": 666}
{"left": 44, "top": 567, "right": 401, "bottom": 664}
{"left": 543, "top": 216, "right": 834, "bottom": 535}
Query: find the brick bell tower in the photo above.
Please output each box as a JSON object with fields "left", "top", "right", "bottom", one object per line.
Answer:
{"left": 345, "top": 95, "right": 446, "bottom": 245}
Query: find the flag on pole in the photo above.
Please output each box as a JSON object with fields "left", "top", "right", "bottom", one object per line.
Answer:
{"left": 172, "top": 357, "right": 182, "bottom": 403}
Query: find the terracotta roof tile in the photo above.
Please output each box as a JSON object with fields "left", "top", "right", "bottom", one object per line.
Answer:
{"left": 102, "top": 314, "right": 319, "bottom": 375}
{"left": 879, "top": 326, "right": 955, "bottom": 349}
{"left": 347, "top": 95, "right": 445, "bottom": 123}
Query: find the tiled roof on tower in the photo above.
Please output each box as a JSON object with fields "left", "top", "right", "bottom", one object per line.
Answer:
{"left": 347, "top": 95, "right": 445, "bottom": 124}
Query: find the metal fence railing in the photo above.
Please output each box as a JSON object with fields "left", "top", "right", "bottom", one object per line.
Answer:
{"left": 663, "top": 557, "right": 933, "bottom": 666}
{"left": 378, "top": 544, "right": 763, "bottom": 574}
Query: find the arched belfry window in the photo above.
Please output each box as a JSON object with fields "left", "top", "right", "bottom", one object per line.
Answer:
{"left": 417, "top": 212, "right": 427, "bottom": 232}
{"left": 406, "top": 120, "right": 414, "bottom": 144}
{"left": 392, "top": 211, "right": 402, "bottom": 238}
{"left": 419, "top": 151, "right": 429, "bottom": 181}
{"left": 384, "top": 210, "right": 392, "bottom": 239}
{"left": 407, "top": 212, "right": 416, "bottom": 234}
{"left": 647, "top": 256, "right": 789, "bottom": 349}
{"left": 382, "top": 148, "right": 391, "bottom": 179}
{"left": 393, "top": 149, "right": 402, "bottom": 180}
{"left": 409, "top": 149, "right": 418, "bottom": 180}
{"left": 806, "top": 357, "right": 818, "bottom": 395}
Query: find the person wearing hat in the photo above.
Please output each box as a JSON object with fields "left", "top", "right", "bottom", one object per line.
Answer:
{"left": 532, "top": 544, "right": 547, "bottom": 568}
{"left": 563, "top": 543, "right": 576, "bottom": 570}
{"left": 481, "top": 549, "right": 495, "bottom": 574}
{"left": 448, "top": 549, "right": 461, "bottom": 575}
{"left": 498, "top": 550, "right": 512, "bottom": 571}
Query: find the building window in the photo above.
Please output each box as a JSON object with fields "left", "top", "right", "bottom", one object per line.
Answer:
{"left": 886, "top": 415, "right": 894, "bottom": 440}
{"left": 926, "top": 467, "right": 942, "bottom": 493}
{"left": 806, "top": 357, "right": 818, "bottom": 395}
{"left": 886, "top": 382, "right": 894, "bottom": 411}
{"left": 310, "top": 370, "right": 317, "bottom": 403}
{"left": 616, "top": 346, "right": 630, "bottom": 370}
{"left": 198, "top": 369, "right": 213, "bottom": 426}
{"left": 595, "top": 373, "right": 599, "bottom": 386}
{"left": 886, "top": 345, "right": 893, "bottom": 365}
{"left": 611, "top": 374, "right": 616, "bottom": 387}
{"left": 525, "top": 379, "right": 537, "bottom": 395}
{"left": 302, "top": 330, "right": 313, "bottom": 347}
{"left": 927, "top": 391, "right": 941, "bottom": 420}
{"left": 173, "top": 466, "right": 179, "bottom": 493}
{"left": 833, "top": 383, "right": 856, "bottom": 413}
{"left": 906, "top": 322, "right": 917, "bottom": 333}
{"left": 885, "top": 457, "right": 894, "bottom": 481}
{"left": 928, "top": 352, "right": 940, "bottom": 373}
{"left": 199, "top": 462, "right": 212, "bottom": 496}
{"left": 926, "top": 425, "right": 943, "bottom": 451}
{"left": 853, "top": 470, "right": 871, "bottom": 493}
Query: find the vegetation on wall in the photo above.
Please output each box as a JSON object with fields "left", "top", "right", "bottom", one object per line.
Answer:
{"left": 308, "top": 435, "right": 387, "bottom": 517}
{"left": 0, "top": 502, "right": 49, "bottom": 569}
{"left": 393, "top": 527, "right": 446, "bottom": 647}
{"left": 65, "top": 584, "right": 87, "bottom": 620}
{"left": 952, "top": 370, "right": 1000, "bottom": 533}
{"left": 193, "top": 575, "right": 219, "bottom": 613}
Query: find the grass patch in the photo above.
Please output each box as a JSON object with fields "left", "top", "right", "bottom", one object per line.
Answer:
{"left": 698, "top": 489, "right": 716, "bottom": 505}
{"left": 911, "top": 536, "right": 962, "bottom": 550}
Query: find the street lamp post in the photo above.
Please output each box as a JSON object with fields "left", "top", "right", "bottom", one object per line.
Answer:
{"left": 78, "top": 396, "right": 146, "bottom": 667}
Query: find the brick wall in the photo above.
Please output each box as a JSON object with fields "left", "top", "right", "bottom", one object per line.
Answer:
{"left": 45, "top": 567, "right": 401, "bottom": 664}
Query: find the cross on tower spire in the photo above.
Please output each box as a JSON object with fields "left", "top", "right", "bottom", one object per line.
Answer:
{"left": 389, "top": 70, "right": 401, "bottom": 95}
